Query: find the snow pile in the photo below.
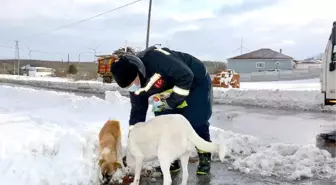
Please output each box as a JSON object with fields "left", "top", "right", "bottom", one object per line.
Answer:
{"left": 104, "top": 91, "right": 129, "bottom": 104}
{"left": 0, "top": 75, "right": 72, "bottom": 82}
{"left": 239, "top": 78, "right": 320, "bottom": 90}
{"left": 214, "top": 78, "right": 336, "bottom": 112}
{"left": 0, "top": 85, "right": 335, "bottom": 185}
{"left": 213, "top": 88, "right": 335, "bottom": 112}
{"left": 210, "top": 127, "right": 336, "bottom": 181}
{"left": 0, "top": 74, "right": 128, "bottom": 95}
{"left": 0, "top": 85, "right": 131, "bottom": 185}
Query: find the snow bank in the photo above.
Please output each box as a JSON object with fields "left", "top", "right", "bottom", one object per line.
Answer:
{"left": 214, "top": 78, "right": 335, "bottom": 112}
{"left": 2, "top": 75, "right": 334, "bottom": 112}
{"left": 0, "top": 74, "right": 128, "bottom": 95}
{"left": 211, "top": 127, "right": 336, "bottom": 181}
{"left": 213, "top": 88, "right": 335, "bottom": 112}
{"left": 0, "top": 85, "right": 131, "bottom": 185}
{"left": 240, "top": 78, "right": 320, "bottom": 90}
{"left": 0, "top": 85, "right": 335, "bottom": 185}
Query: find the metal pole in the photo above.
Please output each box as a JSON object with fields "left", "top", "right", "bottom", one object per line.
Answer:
{"left": 15, "top": 41, "right": 20, "bottom": 75}
{"left": 145, "top": 0, "right": 152, "bottom": 49}
{"left": 78, "top": 53, "right": 80, "bottom": 70}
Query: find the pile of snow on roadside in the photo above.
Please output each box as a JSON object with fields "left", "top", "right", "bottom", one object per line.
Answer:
{"left": 211, "top": 127, "right": 336, "bottom": 181}
{"left": 0, "top": 86, "right": 335, "bottom": 185}
{"left": 0, "top": 74, "right": 127, "bottom": 95}
{"left": 213, "top": 88, "right": 336, "bottom": 112}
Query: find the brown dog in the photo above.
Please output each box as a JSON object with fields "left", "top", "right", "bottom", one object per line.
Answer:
{"left": 98, "top": 120, "right": 124, "bottom": 184}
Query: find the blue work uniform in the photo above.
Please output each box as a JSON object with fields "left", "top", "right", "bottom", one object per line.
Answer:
{"left": 129, "top": 46, "right": 213, "bottom": 141}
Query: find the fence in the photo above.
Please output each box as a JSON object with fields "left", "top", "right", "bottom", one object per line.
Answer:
{"left": 238, "top": 67, "right": 321, "bottom": 82}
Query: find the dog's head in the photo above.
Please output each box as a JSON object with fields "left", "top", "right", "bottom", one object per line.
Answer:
{"left": 98, "top": 159, "right": 122, "bottom": 184}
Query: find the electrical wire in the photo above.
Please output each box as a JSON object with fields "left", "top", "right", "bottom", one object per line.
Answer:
{"left": 0, "top": 0, "right": 144, "bottom": 59}
{"left": 18, "top": 0, "right": 143, "bottom": 40}
{"left": 0, "top": 45, "right": 14, "bottom": 49}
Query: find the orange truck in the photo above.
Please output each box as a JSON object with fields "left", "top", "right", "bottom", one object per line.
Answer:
{"left": 96, "top": 54, "right": 119, "bottom": 83}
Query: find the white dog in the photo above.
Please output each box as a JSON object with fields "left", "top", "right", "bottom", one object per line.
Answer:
{"left": 125, "top": 114, "right": 226, "bottom": 185}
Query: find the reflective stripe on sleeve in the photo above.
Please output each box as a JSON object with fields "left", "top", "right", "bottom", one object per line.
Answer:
{"left": 173, "top": 86, "right": 190, "bottom": 96}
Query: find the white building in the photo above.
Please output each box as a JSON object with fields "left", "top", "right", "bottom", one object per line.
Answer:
{"left": 21, "top": 65, "right": 55, "bottom": 77}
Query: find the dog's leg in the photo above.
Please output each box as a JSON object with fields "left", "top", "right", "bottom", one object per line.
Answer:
{"left": 130, "top": 155, "right": 143, "bottom": 185}
{"left": 179, "top": 153, "right": 189, "bottom": 185}
{"left": 117, "top": 137, "right": 125, "bottom": 170}
{"left": 158, "top": 154, "right": 172, "bottom": 185}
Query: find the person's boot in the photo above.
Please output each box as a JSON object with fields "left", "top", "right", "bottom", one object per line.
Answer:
{"left": 196, "top": 149, "right": 211, "bottom": 175}
{"left": 154, "top": 160, "right": 181, "bottom": 175}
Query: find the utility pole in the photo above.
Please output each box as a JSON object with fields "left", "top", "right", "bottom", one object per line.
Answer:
{"left": 77, "top": 53, "right": 80, "bottom": 71}
{"left": 145, "top": 0, "right": 152, "bottom": 49}
{"left": 15, "top": 41, "right": 20, "bottom": 75}
{"left": 67, "top": 53, "right": 70, "bottom": 65}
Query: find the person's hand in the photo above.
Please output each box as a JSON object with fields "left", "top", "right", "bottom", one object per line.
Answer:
{"left": 150, "top": 94, "right": 172, "bottom": 112}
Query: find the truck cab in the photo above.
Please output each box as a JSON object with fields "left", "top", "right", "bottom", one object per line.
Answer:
{"left": 321, "top": 21, "right": 336, "bottom": 106}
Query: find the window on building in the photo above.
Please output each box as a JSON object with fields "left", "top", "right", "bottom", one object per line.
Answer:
{"left": 256, "top": 62, "right": 265, "bottom": 68}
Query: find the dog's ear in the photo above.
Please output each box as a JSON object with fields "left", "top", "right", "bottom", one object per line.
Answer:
{"left": 113, "top": 162, "right": 122, "bottom": 169}
{"left": 98, "top": 159, "right": 105, "bottom": 166}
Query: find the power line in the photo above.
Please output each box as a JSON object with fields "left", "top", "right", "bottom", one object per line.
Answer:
{"left": 0, "top": 45, "right": 14, "bottom": 49}
{"left": 18, "top": 0, "right": 143, "bottom": 41}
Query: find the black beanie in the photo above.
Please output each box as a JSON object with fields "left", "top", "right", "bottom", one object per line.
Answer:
{"left": 111, "top": 58, "right": 138, "bottom": 88}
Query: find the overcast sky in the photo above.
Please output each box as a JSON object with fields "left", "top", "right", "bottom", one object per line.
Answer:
{"left": 0, "top": 0, "right": 335, "bottom": 62}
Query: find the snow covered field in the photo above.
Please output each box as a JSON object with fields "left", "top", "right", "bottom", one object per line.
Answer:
{"left": 1, "top": 74, "right": 334, "bottom": 113}
{"left": 0, "top": 84, "right": 335, "bottom": 185}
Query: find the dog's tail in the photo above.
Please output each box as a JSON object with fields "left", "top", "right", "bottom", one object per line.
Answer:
{"left": 180, "top": 116, "right": 226, "bottom": 162}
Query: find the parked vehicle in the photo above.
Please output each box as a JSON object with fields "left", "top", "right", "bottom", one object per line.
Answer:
{"left": 321, "top": 21, "right": 336, "bottom": 106}
{"left": 96, "top": 54, "right": 118, "bottom": 83}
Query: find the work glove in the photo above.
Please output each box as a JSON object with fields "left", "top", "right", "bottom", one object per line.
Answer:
{"left": 150, "top": 94, "right": 172, "bottom": 112}
{"left": 149, "top": 89, "right": 188, "bottom": 112}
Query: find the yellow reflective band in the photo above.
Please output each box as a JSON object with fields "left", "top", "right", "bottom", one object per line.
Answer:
{"left": 161, "top": 89, "right": 188, "bottom": 109}
{"left": 173, "top": 86, "right": 190, "bottom": 96}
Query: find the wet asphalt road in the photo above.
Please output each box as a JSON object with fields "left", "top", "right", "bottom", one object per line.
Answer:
{"left": 210, "top": 105, "right": 336, "bottom": 145}
{"left": 119, "top": 162, "right": 336, "bottom": 185}
{"left": 1, "top": 83, "right": 336, "bottom": 185}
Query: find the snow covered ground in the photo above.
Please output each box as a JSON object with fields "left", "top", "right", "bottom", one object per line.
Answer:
{"left": 1, "top": 74, "right": 334, "bottom": 113}
{"left": 0, "top": 84, "right": 335, "bottom": 185}
{"left": 0, "top": 74, "right": 321, "bottom": 90}
{"left": 0, "top": 74, "right": 125, "bottom": 94}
